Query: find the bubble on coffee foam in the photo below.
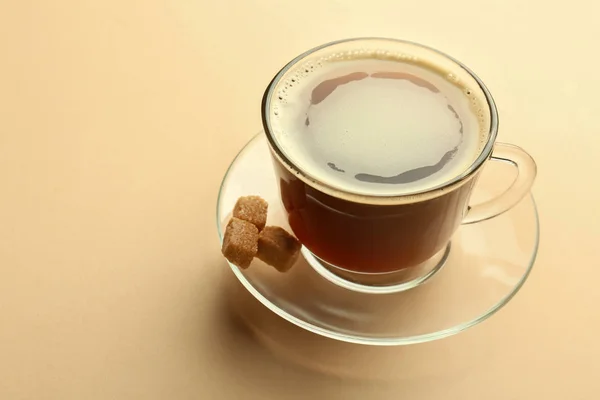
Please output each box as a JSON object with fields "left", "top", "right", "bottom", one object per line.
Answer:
{"left": 447, "top": 73, "right": 458, "bottom": 82}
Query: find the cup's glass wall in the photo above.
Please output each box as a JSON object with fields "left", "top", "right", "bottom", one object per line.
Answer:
{"left": 261, "top": 38, "right": 497, "bottom": 273}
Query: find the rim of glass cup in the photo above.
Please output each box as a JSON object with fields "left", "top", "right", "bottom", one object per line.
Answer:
{"left": 261, "top": 37, "right": 499, "bottom": 204}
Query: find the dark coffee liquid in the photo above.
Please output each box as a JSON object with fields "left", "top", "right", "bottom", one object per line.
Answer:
{"left": 277, "top": 163, "right": 477, "bottom": 272}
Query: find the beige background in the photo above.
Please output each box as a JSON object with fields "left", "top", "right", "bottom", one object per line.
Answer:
{"left": 1, "top": 1, "right": 599, "bottom": 399}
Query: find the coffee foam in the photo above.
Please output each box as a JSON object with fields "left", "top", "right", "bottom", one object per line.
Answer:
{"left": 268, "top": 49, "right": 489, "bottom": 197}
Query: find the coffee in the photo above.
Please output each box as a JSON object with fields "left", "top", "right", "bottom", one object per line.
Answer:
{"left": 262, "top": 40, "right": 498, "bottom": 273}
{"left": 268, "top": 53, "right": 488, "bottom": 197}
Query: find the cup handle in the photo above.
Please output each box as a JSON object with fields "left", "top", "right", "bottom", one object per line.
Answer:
{"left": 462, "top": 143, "right": 537, "bottom": 225}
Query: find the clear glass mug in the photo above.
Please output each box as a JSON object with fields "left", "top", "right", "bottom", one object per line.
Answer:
{"left": 261, "top": 38, "right": 536, "bottom": 280}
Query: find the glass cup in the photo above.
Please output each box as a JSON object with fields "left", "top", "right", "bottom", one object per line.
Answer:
{"left": 261, "top": 38, "right": 536, "bottom": 286}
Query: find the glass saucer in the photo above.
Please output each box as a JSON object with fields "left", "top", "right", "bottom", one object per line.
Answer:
{"left": 216, "top": 133, "right": 539, "bottom": 345}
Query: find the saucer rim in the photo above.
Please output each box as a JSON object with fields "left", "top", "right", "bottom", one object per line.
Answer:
{"left": 216, "top": 133, "right": 540, "bottom": 346}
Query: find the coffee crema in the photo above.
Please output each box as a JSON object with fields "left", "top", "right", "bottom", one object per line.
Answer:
{"left": 268, "top": 52, "right": 488, "bottom": 197}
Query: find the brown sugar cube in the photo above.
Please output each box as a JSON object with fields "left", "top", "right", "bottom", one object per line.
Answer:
{"left": 257, "top": 226, "right": 302, "bottom": 272}
{"left": 221, "top": 217, "right": 259, "bottom": 269}
{"left": 233, "top": 196, "right": 268, "bottom": 231}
